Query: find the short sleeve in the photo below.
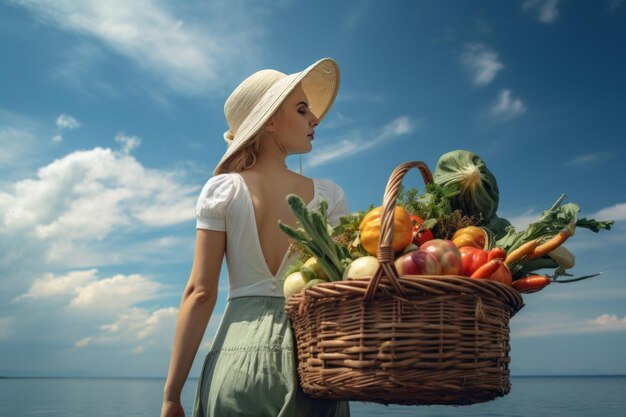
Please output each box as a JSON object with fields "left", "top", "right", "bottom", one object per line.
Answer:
{"left": 195, "top": 174, "right": 236, "bottom": 231}
{"left": 328, "top": 182, "right": 350, "bottom": 227}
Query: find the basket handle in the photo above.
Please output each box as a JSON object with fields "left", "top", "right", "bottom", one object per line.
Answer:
{"left": 363, "top": 161, "right": 434, "bottom": 301}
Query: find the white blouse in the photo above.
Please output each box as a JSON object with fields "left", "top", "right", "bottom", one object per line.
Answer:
{"left": 195, "top": 172, "right": 350, "bottom": 300}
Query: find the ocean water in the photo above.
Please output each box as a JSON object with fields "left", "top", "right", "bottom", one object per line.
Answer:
{"left": 0, "top": 375, "right": 624, "bottom": 416}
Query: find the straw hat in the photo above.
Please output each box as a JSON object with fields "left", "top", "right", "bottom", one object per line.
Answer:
{"left": 214, "top": 57, "right": 340, "bottom": 175}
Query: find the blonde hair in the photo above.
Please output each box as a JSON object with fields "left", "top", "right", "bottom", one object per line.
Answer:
{"left": 215, "top": 112, "right": 281, "bottom": 175}
{"left": 216, "top": 130, "right": 263, "bottom": 174}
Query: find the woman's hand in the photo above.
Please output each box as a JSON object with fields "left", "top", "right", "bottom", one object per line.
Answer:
{"left": 160, "top": 399, "right": 185, "bottom": 417}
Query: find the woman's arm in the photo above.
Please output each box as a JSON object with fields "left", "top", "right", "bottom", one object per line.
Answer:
{"left": 162, "top": 228, "right": 226, "bottom": 402}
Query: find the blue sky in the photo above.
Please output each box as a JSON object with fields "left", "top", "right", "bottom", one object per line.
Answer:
{"left": 1, "top": 0, "right": 625, "bottom": 378}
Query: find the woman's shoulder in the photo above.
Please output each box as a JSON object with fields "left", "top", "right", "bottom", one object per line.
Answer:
{"left": 197, "top": 172, "right": 242, "bottom": 201}
{"left": 201, "top": 172, "right": 240, "bottom": 189}
{"left": 312, "top": 177, "right": 346, "bottom": 204}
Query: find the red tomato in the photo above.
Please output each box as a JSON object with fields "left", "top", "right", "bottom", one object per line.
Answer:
{"left": 459, "top": 246, "right": 488, "bottom": 276}
{"left": 410, "top": 215, "right": 434, "bottom": 246}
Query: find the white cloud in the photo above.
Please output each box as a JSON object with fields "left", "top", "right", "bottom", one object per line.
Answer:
{"left": 513, "top": 312, "right": 626, "bottom": 338}
{"left": 51, "top": 134, "right": 63, "bottom": 143}
{"left": 460, "top": 43, "right": 504, "bottom": 87}
{"left": 308, "top": 140, "right": 359, "bottom": 167}
{"left": 70, "top": 274, "right": 161, "bottom": 310}
{"left": 72, "top": 306, "right": 177, "bottom": 351}
{"left": 0, "top": 140, "right": 200, "bottom": 286}
{"left": 12, "top": 0, "right": 267, "bottom": 97}
{"left": 114, "top": 132, "right": 141, "bottom": 155}
{"left": 13, "top": 269, "right": 99, "bottom": 301}
{"left": 565, "top": 152, "right": 614, "bottom": 166}
{"left": 590, "top": 314, "right": 626, "bottom": 329}
{"left": 523, "top": 0, "right": 560, "bottom": 24}
{"left": 0, "top": 146, "right": 198, "bottom": 241}
{"left": 72, "top": 306, "right": 221, "bottom": 354}
{"left": 491, "top": 89, "right": 526, "bottom": 120}
{"left": 307, "top": 116, "right": 417, "bottom": 167}
{"left": 4, "top": 266, "right": 202, "bottom": 356}
{"left": 591, "top": 202, "right": 626, "bottom": 222}
{"left": 56, "top": 114, "right": 81, "bottom": 129}
{"left": 13, "top": 269, "right": 163, "bottom": 313}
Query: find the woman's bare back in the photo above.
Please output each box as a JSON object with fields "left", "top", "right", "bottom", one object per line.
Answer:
{"left": 238, "top": 170, "right": 314, "bottom": 276}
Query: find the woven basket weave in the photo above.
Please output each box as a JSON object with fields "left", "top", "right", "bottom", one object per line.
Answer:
{"left": 285, "top": 161, "right": 525, "bottom": 406}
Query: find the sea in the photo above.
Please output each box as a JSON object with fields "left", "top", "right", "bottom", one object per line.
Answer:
{"left": 0, "top": 375, "right": 624, "bottom": 416}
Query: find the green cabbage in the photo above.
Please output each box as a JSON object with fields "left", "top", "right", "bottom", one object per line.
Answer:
{"left": 433, "top": 150, "right": 500, "bottom": 221}
{"left": 484, "top": 215, "right": 512, "bottom": 240}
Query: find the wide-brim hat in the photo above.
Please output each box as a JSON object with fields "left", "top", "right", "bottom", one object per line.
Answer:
{"left": 214, "top": 57, "right": 340, "bottom": 175}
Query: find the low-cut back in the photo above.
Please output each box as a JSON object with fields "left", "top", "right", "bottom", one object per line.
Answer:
{"left": 235, "top": 171, "right": 315, "bottom": 277}
{"left": 192, "top": 172, "right": 351, "bottom": 416}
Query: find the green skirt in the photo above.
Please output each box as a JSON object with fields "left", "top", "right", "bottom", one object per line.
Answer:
{"left": 191, "top": 296, "right": 351, "bottom": 417}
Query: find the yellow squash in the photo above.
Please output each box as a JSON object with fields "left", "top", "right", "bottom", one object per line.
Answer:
{"left": 359, "top": 205, "right": 413, "bottom": 256}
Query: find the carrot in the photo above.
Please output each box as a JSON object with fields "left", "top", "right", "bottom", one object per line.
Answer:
{"left": 527, "top": 229, "right": 572, "bottom": 260}
{"left": 471, "top": 259, "right": 502, "bottom": 279}
{"left": 504, "top": 240, "right": 540, "bottom": 265}
{"left": 487, "top": 247, "right": 507, "bottom": 261}
{"left": 512, "top": 275, "right": 551, "bottom": 294}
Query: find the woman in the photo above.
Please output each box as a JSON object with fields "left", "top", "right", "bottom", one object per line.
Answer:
{"left": 161, "top": 58, "right": 351, "bottom": 416}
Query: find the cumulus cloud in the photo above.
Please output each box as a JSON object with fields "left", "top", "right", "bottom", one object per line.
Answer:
{"left": 0, "top": 146, "right": 198, "bottom": 242}
{"left": 72, "top": 307, "right": 221, "bottom": 354}
{"left": 523, "top": 0, "right": 560, "bottom": 24}
{"left": 307, "top": 116, "right": 417, "bottom": 167}
{"left": 5, "top": 267, "right": 206, "bottom": 356}
{"left": 11, "top": 0, "right": 267, "bottom": 96}
{"left": 513, "top": 312, "right": 626, "bottom": 338}
{"left": 13, "top": 269, "right": 162, "bottom": 313}
{"left": 73, "top": 306, "right": 178, "bottom": 352}
{"left": 51, "top": 113, "right": 81, "bottom": 142}
{"left": 56, "top": 114, "right": 81, "bottom": 129}
{"left": 460, "top": 43, "right": 504, "bottom": 87}
{"left": 491, "top": 89, "right": 526, "bottom": 120}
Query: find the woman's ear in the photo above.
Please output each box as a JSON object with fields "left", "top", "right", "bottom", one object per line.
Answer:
{"left": 265, "top": 118, "right": 276, "bottom": 133}
{"left": 264, "top": 111, "right": 280, "bottom": 134}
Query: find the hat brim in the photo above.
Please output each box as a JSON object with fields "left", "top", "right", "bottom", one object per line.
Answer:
{"left": 214, "top": 58, "right": 340, "bottom": 175}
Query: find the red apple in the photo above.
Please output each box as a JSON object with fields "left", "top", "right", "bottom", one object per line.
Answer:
{"left": 395, "top": 250, "right": 442, "bottom": 276}
{"left": 420, "top": 239, "right": 463, "bottom": 275}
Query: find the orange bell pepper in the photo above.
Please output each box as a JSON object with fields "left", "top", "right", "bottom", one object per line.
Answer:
{"left": 359, "top": 205, "right": 413, "bottom": 256}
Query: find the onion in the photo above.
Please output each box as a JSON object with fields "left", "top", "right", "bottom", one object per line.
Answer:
{"left": 283, "top": 272, "right": 307, "bottom": 299}
{"left": 343, "top": 256, "right": 379, "bottom": 280}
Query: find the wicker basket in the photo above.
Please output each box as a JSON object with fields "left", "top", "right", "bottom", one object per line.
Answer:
{"left": 285, "top": 161, "right": 525, "bottom": 406}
